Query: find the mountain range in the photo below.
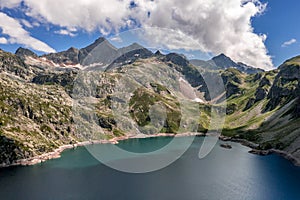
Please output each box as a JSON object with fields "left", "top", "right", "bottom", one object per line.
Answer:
{"left": 0, "top": 37, "right": 299, "bottom": 167}
{"left": 15, "top": 37, "right": 264, "bottom": 74}
{"left": 190, "top": 53, "right": 264, "bottom": 74}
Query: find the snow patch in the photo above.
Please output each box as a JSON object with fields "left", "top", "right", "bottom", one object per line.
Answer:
{"left": 25, "top": 56, "right": 83, "bottom": 69}
{"left": 179, "top": 77, "right": 188, "bottom": 83}
{"left": 193, "top": 98, "right": 204, "bottom": 103}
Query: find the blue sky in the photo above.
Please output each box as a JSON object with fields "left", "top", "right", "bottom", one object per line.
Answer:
{"left": 252, "top": 0, "right": 300, "bottom": 67}
{"left": 0, "top": 0, "right": 299, "bottom": 69}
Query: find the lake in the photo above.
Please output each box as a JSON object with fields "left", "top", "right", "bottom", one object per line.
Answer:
{"left": 0, "top": 136, "right": 300, "bottom": 200}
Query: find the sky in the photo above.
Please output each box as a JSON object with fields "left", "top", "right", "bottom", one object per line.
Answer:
{"left": 0, "top": 0, "right": 299, "bottom": 70}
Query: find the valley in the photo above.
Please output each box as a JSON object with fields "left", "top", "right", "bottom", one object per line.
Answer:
{"left": 0, "top": 37, "right": 299, "bottom": 167}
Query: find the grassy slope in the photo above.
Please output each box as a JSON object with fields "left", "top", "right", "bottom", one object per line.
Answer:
{"left": 0, "top": 52, "right": 299, "bottom": 165}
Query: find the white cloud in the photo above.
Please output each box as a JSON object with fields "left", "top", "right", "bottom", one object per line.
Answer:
{"left": 136, "top": 27, "right": 206, "bottom": 51}
{"left": 110, "top": 36, "right": 123, "bottom": 43}
{"left": 0, "top": 12, "right": 55, "bottom": 53}
{"left": 32, "top": 21, "right": 40, "bottom": 27}
{"left": 20, "top": 19, "right": 33, "bottom": 28}
{"left": 137, "top": 0, "right": 273, "bottom": 70}
{"left": 0, "top": 0, "right": 273, "bottom": 69}
{"left": 281, "top": 38, "right": 297, "bottom": 47}
{"left": 0, "top": 37, "right": 8, "bottom": 44}
{"left": 23, "top": 0, "right": 132, "bottom": 33}
{"left": 0, "top": 0, "right": 21, "bottom": 8}
{"left": 55, "top": 29, "right": 77, "bottom": 37}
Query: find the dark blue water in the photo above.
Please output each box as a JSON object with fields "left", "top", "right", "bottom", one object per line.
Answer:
{"left": 0, "top": 136, "right": 300, "bottom": 200}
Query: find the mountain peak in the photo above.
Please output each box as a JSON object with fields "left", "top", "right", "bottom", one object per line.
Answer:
{"left": 155, "top": 50, "right": 164, "bottom": 56}
{"left": 165, "top": 53, "right": 190, "bottom": 67}
{"left": 129, "top": 42, "right": 144, "bottom": 49}
{"left": 94, "top": 37, "right": 107, "bottom": 44}
{"left": 279, "top": 55, "right": 300, "bottom": 69}
{"left": 15, "top": 47, "right": 37, "bottom": 59}
{"left": 118, "top": 42, "right": 145, "bottom": 55}
{"left": 211, "top": 53, "right": 238, "bottom": 69}
{"left": 212, "top": 53, "right": 232, "bottom": 61}
{"left": 191, "top": 54, "right": 263, "bottom": 74}
{"left": 67, "top": 47, "right": 79, "bottom": 53}
{"left": 80, "top": 37, "right": 110, "bottom": 52}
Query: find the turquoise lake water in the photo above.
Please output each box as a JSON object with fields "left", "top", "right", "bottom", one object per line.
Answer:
{"left": 0, "top": 136, "right": 300, "bottom": 200}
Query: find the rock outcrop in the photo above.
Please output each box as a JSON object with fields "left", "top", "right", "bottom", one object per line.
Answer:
{"left": 0, "top": 39, "right": 299, "bottom": 166}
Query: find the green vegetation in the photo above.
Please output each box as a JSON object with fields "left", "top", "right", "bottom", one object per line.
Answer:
{"left": 129, "top": 86, "right": 181, "bottom": 133}
{"left": 0, "top": 47, "right": 299, "bottom": 165}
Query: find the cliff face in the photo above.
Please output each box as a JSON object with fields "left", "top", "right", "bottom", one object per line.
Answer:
{"left": 265, "top": 62, "right": 300, "bottom": 113}
{"left": 219, "top": 58, "right": 300, "bottom": 162}
{"left": 0, "top": 136, "right": 25, "bottom": 165}
{"left": 0, "top": 50, "right": 33, "bottom": 80}
{"left": 0, "top": 40, "right": 299, "bottom": 166}
{"left": 0, "top": 73, "right": 76, "bottom": 165}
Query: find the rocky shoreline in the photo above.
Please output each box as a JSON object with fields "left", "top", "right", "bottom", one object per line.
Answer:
{"left": 219, "top": 135, "right": 300, "bottom": 167}
{"left": 0, "top": 140, "right": 114, "bottom": 168}
{"left": 0, "top": 132, "right": 205, "bottom": 168}
{"left": 1, "top": 133, "right": 299, "bottom": 168}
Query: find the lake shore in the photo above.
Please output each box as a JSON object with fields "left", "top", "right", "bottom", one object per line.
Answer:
{"left": 1, "top": 132, "right": 299, "bottom": 168}
{"left": 219, "top": 135, "right": 300, "bottom": 167}
{"left": 0, "top": 132, "right": 205, "bottom": 168}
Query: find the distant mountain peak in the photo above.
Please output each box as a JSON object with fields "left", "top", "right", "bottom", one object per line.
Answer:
{"left": 91, "top": 37, "right": 109, "bottom": 46}
{"left": 121, "top": 42, "right": 144, "bottom": 51}
{"left": 215, "top": 53, "right": 227, "bottom": 58}
{"left": 132, "top": 42, "right": 145, "bottom": 50}
{"left": 191, "top": 53, "right": 264, "bottom": 74}
{"left": 155, "top": 50, "right": 163, "bottom": 56}
{"left": 67, "top": 47, "right": 79, "bottom": 52}
{"left": 78, "top": 37, "right": 118, "bottom": 65}
{"left": 94, "top": 37, "right": 107, "bottom": 44}
{"left": 80, "top": 37, "right": 114, "bottom": 54}
{"left": 165, "top": 53, "right": 190, "bottom": 67}
{"left": 15, "top": 47, "right": 37, "bottom": 59}
{"left": 212, "top": 53, "right": 233, "bottom": 62}
{"left": 211, "top": 53, "right": 238, "bottom": 69}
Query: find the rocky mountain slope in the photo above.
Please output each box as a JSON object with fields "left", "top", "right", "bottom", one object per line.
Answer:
{"left": 0, "top": 38, "right": 299, "bottom": 166}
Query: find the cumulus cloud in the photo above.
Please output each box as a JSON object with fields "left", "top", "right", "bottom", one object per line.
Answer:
{"left": 0, "top": 12, "right": 55, "bottom": 53}
{"left": 0, "top": 0, "right": 273, "bottom": 69}
{"left": 281, "top": 38, "right": 297, "bottom": 47}
{"left": 137, "top": 27, "right": 203, "bottom": 50}
{"left": 22, "top": 0, "right": 132, "bottom": 34}
{"left": 137, "top": 0, "right": 273, "bottom": 70}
